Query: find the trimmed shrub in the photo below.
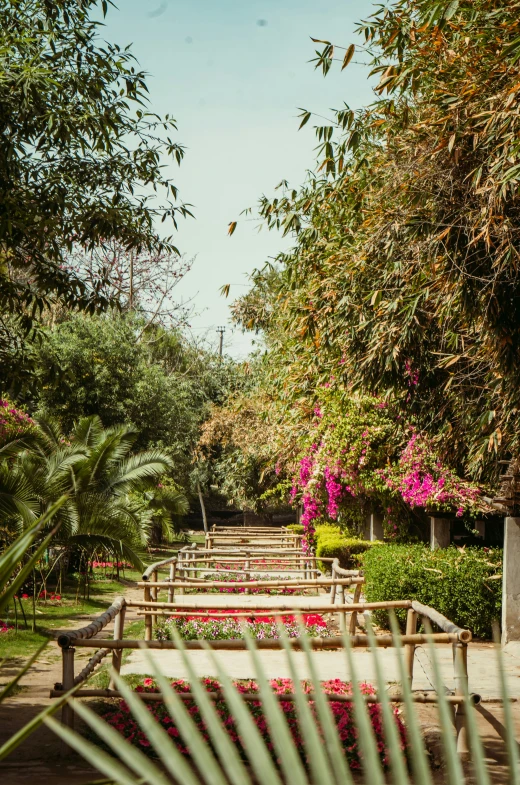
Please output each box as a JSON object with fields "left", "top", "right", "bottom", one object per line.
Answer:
{"left": 287, "top": 523, "right": 304, "bottom": 534}
{"left": 361, "top": 544, "right": 502, "bottom": 639}
{"left": 314, "top": 524, "right": 379, "bottom": 570}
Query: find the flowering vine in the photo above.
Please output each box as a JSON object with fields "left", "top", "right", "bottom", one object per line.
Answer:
{"left": 288, "top": 389, "right": 490, "bottom": 548}
{"left": 0, "top": 398, "right": 36, "bottom": 446}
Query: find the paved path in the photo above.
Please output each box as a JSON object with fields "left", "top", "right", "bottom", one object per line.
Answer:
{"left": 163, "top": 591, "right": 337, "bottom": 608}
{"left": 122, "top": 641, "right": 520, "bottom": 700}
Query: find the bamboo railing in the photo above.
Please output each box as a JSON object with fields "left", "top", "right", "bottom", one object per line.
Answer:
{"left": 52, "top": 527, "right": 475, "bottom": 755}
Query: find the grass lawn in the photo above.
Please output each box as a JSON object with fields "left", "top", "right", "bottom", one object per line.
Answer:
{"left": 0, "top": 535, "right": 202, "bottom": 660}
{"left": 0, "top": 574, "right": 139, "bottom": 659}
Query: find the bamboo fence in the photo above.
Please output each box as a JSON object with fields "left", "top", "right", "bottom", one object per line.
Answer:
{"left": 51, "top": 527, "right": 475, "bottom": 755}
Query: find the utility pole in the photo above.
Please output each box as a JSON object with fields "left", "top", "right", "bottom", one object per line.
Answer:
{"left": 216, "top": 326, "right": 226, "bottom": 358}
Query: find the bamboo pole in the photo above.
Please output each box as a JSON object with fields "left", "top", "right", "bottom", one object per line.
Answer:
{"left": 137, "top": 578, "right": 363, "bottom": 589}
{"left": 404, "top": 609, "right": 418, "bottom": 687}
{"left": 73, "top": 648, "right": 110, "bottom": 686}
{"left": 337, "top": 584, "right": 347, "bottom": 633}
{"left": 61, "top": 647, "right": 75, "bottom": 729}
{"left": 126, "top": 600, "right": 411, "bottom": 613}
{"left": 144, "top": 586, "right": 152, "bottom": 642}
{"left": 136, "top": 611, "right": 342, "bottom": 619}
{"left": 177, "top": 552, "right": 184, "bottom": 596}
{"left": 412, "top": 601, "right": 471, "bottom": 642}
{"left": 349, "top": 583, "right": 363, "bottom": 635}
{"left": 109, "top": 605, "right": 126, "bottom": 689}
{"left": 49, "top": 687, "right": 480, "bottom": 706}
{"left": 57, "top": 596, "right": 126, "bottom": 648}
{"left": 168, "top": 562, "right": 176, "bottom": 603}
{"left": 454, "top": 641, "right": 470, "bottom": 756}
{"left": 67, "top": 632, "right": 465, "bottom": 650}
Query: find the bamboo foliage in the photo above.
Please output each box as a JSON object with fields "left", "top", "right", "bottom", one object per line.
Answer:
{"left": 228, "top": 0, "right": 520, "bottom": 489}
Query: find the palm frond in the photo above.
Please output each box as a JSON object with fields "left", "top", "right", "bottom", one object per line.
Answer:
{"left": 42, "top": 628, "right": 520, "bottom": 785}
{"left": 106, "top": 450, "right": 172, "bottom": 494}
{"left": 71, "top": 415, "right": 105, "bottom": 449}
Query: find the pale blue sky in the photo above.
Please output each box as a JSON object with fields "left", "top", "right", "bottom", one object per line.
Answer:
{"left": 103, "top": 0, "right": 374, "bottom": 357}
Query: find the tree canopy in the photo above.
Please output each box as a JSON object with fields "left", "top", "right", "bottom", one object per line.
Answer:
{"left": 31, "top": 312, "right": 240, "bottom": 488}
{"left": 0, "top": 0, "right": 190, "bottom": 386}
{"left": 230, "top": 0, "right": 520, "bottom": 492}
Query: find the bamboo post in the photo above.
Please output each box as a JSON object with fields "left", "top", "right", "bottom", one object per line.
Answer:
{"left": 245, "top": 558, "right": 250, "bottom": 595}
{"left": 453, "top": 641, "right": 470, "bottom": 757}
{"left": 330, "top": 566, "right": 337, "bottom": 605}
{"left": 151, "top": 569, "right": 158, "bottom": 602}
{"left": 61, "top": 647, "right": 75, "bottom": 729}
{"left": 144, "top": 585, "right": 152, "bottom": 641}
{"left": 337, "top": 584, "right": 347, "bottom": 633}
{"left": 404, "top": 609, "right": 418, "bottom": 687}
{"left": 168, "top": 562, "right": 176, "bottom": 603}
{"left": 349, "top": 582, "right": 363, "bottom": 635}
{"left": 109, "top": 605, "right": 126, "bottom": 689}
{"left": 177, "top": 552, "right": 184, "bottom": 595}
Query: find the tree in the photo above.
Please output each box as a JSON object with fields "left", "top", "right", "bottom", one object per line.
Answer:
{"left": 31, "top": 312, "right": 241, "bottom": 490}
{"left": 0, "top": 0, "right": 191, "bottom": 388}
{"left": 230, "top": 0, "right": 520, "bottom": 490}
{"left": 66, "top": 243, "right": 194, "bottom": 332}
{"left": 0, "top": 413, "right": 175, "bottom": 568}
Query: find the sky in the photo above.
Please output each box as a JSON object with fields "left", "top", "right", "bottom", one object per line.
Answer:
{"left": 103, "top": 0, "right": 374, "bottom": 358}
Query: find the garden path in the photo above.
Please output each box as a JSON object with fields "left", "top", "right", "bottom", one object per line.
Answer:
{"left": 121, "top": 641, "right": 520, "bottom": 700}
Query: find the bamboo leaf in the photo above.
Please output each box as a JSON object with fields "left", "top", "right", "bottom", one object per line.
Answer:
{"left": 342, "top": 44, "right": 355, "bottom": 70}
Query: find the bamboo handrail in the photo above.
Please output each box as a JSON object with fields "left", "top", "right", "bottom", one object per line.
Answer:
{"left": 142, "top": 543, "right": 197, "bottom": 581}
{"left": 69, "top": 648, "right": 110, "bottom": 687}
{"left": 411, "top": 601, "right": 471, "bottom": 640}
{"left": 49, "top": 687, "right": 480, "bottom": 705}
{"left": 62, "top": 631, "right": 468, "bottom": 649}
{"left": 142, "top": 549, "right": 311, "bottom": 581}
{"left": 57, "top": 596, "right": 125, "bottom": 648}
{"left": 126, "top": 600, "right": 410, "bottom": 613}
{"left": 136, "top": 577, "right": 363, "bottom": 589}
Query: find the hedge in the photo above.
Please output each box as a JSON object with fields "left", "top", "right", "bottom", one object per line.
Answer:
{"left": 316, "top": 534, "right": 378, "bottom": 570}
{"left": 291, "top": 524, "right": 380, "bottom": 570}
{"left": 361, "top": 544, "right": 503, "bottom": 639}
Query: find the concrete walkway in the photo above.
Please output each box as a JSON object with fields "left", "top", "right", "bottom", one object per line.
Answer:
{"left": 121, "top": 641, "right": 520, "bottom": 700}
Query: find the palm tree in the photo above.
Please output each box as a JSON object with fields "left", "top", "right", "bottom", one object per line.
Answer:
{"left": 0, "top": 415, "right": 178, "bottom": 569}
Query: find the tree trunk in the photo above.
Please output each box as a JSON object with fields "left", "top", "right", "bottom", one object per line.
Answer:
{"left": 197, "top": 482, "right": 208, "bottom": 534}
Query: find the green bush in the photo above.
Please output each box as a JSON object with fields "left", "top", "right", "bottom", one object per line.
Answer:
{"left": 287, "top": 524, "right": 304, "bottom": 534}
{"left": 361, "top": 544, "right": 502, "bottom": 639}
{"left": 314, "top": 525, "right": 378, "bottom": 570}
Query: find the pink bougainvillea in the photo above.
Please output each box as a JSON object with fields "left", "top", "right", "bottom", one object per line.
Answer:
{"left": 287, "top": 392, "right": 488, "bottom": 545}
{"left": 381, "top": 430, "right": 481, "bottom": 515}
{"left": 0, "top": 399, "right": 36, "bottom": 446}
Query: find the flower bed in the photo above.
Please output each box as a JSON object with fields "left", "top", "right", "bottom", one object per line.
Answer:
{"left": 89, "top": 560, "right": 133, "bottom": 570}
{"left": 155, "top": 612, "right": 330, "bottom": 641}
{"left": 0, "top": 620, "right": 14, "bottom": 634}
{"left": 15, "top": 590, "right": 62, "bottom": 605}
{"left": 97, "top": 676, "right": 406, "bottom": 770}
{"left": 188, "top": 571, "right": 304, "bottom": 595}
